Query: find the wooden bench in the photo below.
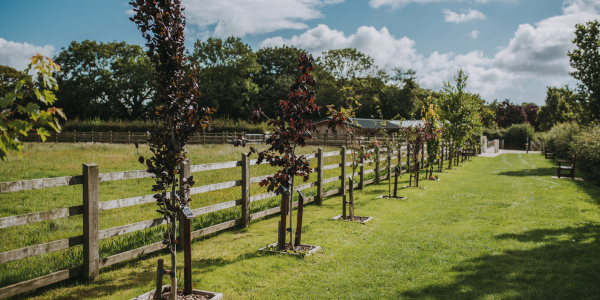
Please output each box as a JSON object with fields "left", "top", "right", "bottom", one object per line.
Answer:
{"left": 545, "top": 149, "right": 555, "bottom": 159}
{"left": 557, "top": 155, "right": 575, "bottom": 179}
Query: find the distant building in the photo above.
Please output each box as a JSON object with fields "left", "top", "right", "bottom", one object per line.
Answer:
{"left": 313, "top": 117, "right": 424, "bottom": 135}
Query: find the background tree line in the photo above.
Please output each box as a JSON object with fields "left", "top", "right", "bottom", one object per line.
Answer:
{"left": 1, "top": 19, "right": 598, "bottom": 134}
{"left": 0, "top": 38, "right": 426, "bottom": 123}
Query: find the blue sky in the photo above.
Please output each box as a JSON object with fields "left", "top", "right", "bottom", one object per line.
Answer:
{"left": 1, "top": 0, "right": 599, "bottom": 106}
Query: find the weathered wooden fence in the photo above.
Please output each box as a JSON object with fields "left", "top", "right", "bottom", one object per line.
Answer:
{"left": 21, "top": 131, "right": 392, "bottom": 146}
{"left": 0, "top": 146, "right": 410, "bottom": 298}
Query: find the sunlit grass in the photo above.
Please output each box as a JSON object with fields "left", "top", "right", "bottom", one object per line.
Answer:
{"left": 9, "top": 152, "right": 600, "bottom": 299}
{"left": 0, "top": 143, "right": 391, "bottom": 289}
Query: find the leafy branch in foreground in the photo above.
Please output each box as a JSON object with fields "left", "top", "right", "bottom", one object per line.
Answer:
{"left": 0, "top": 54, "right": 65, "bottom": 160}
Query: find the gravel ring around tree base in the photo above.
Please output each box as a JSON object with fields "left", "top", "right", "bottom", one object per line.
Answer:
{"left": 331, "top": 215, "right": 373, "bottom": 224}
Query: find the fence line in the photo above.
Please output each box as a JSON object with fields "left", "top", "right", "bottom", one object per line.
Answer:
{"left": 0, "top": 146, "right": 415, "bottom": 299}
{"left": 21, "top": 131, "right": 398, "bottom": 146}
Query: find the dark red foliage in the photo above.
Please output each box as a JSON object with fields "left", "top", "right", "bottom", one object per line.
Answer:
{"left": 403, "top": 122, "right": 439, "bottom": 177}
{"left": 495, "top": 100, "right": 527, "bottom": 128}
{"left": 242, "top": 53, "right": 336, "bottom": 193}
{"left": 130, "top": 0, "right": 213, "bottom": 220}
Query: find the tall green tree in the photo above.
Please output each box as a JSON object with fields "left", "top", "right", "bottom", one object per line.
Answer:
{"left": 316, "top": 48, "right": 388, "bottom": 119}
{"left": 438, "top": 69, "right": 481, "bottom": 169}
{"left": 568, "top": 20, "right": 600, "bottom": 122}
{"left": 188, "top": 37, "right": 260, "bottom": 119}
{"left": 380, "top": 68, "right": 423, "bottom": 119}
{"left": 253, "top": 45, "right": 304, "bottom": 118}
{"left": 537, "top": 86, "right": 582, "bottom": 131}
{"left": 54, "top": 40, "right": 154, "bottom": 120}
{"left": 0, "top": 65, "right": 23, "bottom": 96}
{"left": 317, "top": 48, "right": 386, "bottom": 85}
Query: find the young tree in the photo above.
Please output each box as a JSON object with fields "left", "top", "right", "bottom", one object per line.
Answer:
{"left": 371, "top": 106, "right": 397, "bottom": 197}
{"left": 130, "top": 0, "right": 213, "bottom": 297}
{"left": 0, "top": 54, "right": 65, "bottom": 160}
{"left": 238, "top": 53, "right": 340, "bottom": 250}
{"left": 421, "top": 96, "right": 441, "bottom": 176}
{"left": 403, "top": 122, "right": 437, "bottom": 187}
{"left": 568, "top": 20, "right": 600, "bottom": 122}
{"left": 438, "top": 69, "right": 475, "bottom": 169}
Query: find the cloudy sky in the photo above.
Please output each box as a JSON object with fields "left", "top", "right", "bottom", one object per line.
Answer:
{"left": 1, "top": 0, "right": 598, "bottom": 105}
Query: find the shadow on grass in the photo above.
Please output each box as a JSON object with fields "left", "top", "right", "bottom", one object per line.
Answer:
{"left": 495, "top": 167, "right": 556, "bottom": 177}
{"left": 401, "top": 225, "right": 600, "bottom": 299}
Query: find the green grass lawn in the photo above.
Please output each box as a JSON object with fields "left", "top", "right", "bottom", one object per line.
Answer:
{"left": 8, "top": 151, "right": 600, "bottom": 299}
{"left": 0, "top": 143, "right": 381, "bottom": 290}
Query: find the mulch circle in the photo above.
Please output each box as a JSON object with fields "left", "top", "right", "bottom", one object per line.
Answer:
{"left": 259, "top": 242, "right": 321, "bottom": 256}
{"left": 336, "top": 216, "right": 370, "bottom": 222}
{"left": 157, "top": 291, "right": 210, "bottom": 300}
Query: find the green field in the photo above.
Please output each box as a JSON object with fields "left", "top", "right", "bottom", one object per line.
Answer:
{"left": 0, "top": 143, "right": 378, "bottom": 290}
{"left": 3, "top": 146, "right": 600, "bottom": 299}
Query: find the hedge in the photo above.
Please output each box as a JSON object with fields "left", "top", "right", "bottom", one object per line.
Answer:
{"left": 53, "top": 118, "right": 272, "bottom": 134}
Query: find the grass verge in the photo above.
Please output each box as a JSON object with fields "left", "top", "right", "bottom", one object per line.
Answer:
{"left": 7, "top": 152, "right": 600, "bottom": 299}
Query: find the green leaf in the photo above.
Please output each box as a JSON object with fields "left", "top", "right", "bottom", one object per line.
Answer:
{"left": 26, "top": 102, "right": 40, "bottom": 115}
{"left": 42, "top": 90, "right": 57, "bottom": 104}
{"left": 0, "top": 93, "right": 16, "bottom": 108}
{"left": 34, "top": 89, "right": 45, "bottom": 104}
{"left": 37, "top": 127, "right": 50, "bottom": 142}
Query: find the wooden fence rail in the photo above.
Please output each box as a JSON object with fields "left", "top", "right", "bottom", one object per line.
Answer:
{"left": 21, "top": 131, "right": 396, "bottom": 147}
{"left": 0, "top": 145, "right": 420, "bottom": 298}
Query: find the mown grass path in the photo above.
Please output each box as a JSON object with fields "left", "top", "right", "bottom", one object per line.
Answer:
{"left": 15, "top": 153, "right": 600, "bottom": 299}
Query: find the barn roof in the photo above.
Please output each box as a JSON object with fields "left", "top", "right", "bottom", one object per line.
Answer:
{"left": 314, "top": 117, "right": 424, "bottom": 129}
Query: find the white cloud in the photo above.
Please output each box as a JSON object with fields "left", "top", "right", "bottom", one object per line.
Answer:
{"left": 493, "top": 0, "right": 600, "bottom": 78}
{"left": 125, "top": 9, "right": 134, "bottom": 16}
{"left": 183, "top": 0, "right": 344, "bottom": 37}
{"left": 261, "top": 0, "right": 600, "bottom": 103}
{"left": 370, "top": 0, "right": 513, "bottom": 10}
{"left": 0, "top": 38, "right": 55, "bottom": 71}
{"left": 259, "top": 24, "right": 511, "bottom": 98}
{"left": 443, "top": 9, "right": 486, "bottom": 23}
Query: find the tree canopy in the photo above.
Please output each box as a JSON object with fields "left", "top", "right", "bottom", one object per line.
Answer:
{"left": 568, "top": 20, "right": 600, "bottom": 122}
{"left": 537, "top": 86, "right": 581, "bottom": 131}
{"left": 188, "top": 37, "right": 260, "bottom": 119}
{"left": 438, "top": 69, "right": 482, "bottom": 157}
{"left": 54, "top": 40, "right": 154, "bottom": 120}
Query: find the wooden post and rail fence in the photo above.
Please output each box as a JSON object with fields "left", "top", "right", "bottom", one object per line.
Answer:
{"left": 21, "top": 131, "right": 400, "bottom": 147}
{"left": 0, "top": 146, "right": 420, "bottom": 299}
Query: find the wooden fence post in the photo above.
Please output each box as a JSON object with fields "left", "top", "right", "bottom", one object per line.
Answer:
{"left": 397, "top": 145, "right": 402, "bottom": 177}
{"left": 406, "top": 144, "right": 411, "bottom": 172}
{"left": 359, "top": 146, "right": 365, "bottom": 190}
{"left": 421, "top": 143, "right": 425, "bottom": 169}
{"left": 241, "top": 153, "right": 251, "bottom": 227}
{"left": 340, "top": 146, "right": 346, "bottom": 196}
{"left": 375, "top": 147, "right": 380, "bottom": 184}
{"left": 178, "top": 159, "right": 191, "bottom": 251}
{"left": 387, "top": 153, "right": 391, "bottom": 181}
{"left": 83, "top": 163, "right": 99, "bottom": 282}
{"left": 316, "top": 148, "right": 323, "bottom": 205}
